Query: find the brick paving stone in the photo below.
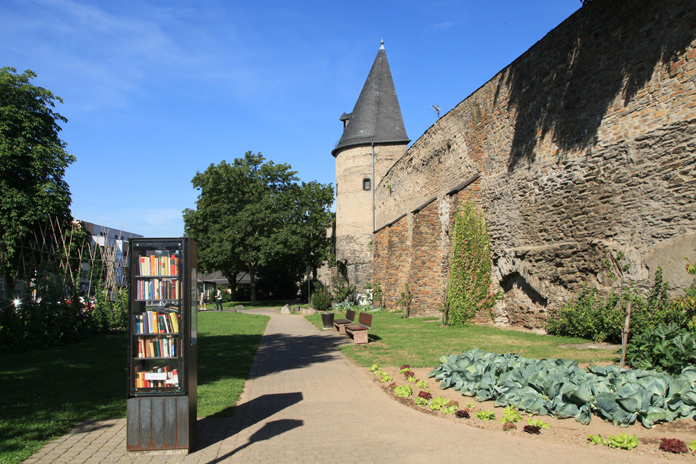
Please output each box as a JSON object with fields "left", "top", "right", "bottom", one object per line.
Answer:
{"left": 24, "top": 308, "right": 676, "bottom": 463}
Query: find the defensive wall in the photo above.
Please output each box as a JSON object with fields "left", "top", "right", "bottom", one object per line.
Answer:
{"left": 373, "top": 0, "right": 696, "bottom": 328}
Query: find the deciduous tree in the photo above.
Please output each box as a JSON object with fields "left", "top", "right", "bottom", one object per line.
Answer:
{"left": 183, "top": 152, "right": 333, "bottom": 304}
{"left": 0, "top": 68, "right": 75, "bottom": 294}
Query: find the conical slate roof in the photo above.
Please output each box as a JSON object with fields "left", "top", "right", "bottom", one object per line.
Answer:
{"left": 332, "top": 43, "right": 409, "bottom": 157}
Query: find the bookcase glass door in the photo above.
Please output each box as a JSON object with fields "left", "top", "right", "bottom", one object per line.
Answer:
{"left": 129, "top": 240, "right": 187, "bottom": 396}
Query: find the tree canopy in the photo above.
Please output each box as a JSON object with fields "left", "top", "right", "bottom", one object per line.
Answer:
{"left": 183, "top": 152, "right": 333, "bottom": 304}
{"left": 0, "top": 67, "right": 75, "bottom": 292}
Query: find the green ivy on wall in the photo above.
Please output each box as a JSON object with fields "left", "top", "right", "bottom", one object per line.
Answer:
{"left": 445, "top": 195, "right": 497, "bottom": 325}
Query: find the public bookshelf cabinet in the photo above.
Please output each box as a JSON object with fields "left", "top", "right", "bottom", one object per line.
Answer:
{"left": 126, "top": 238, "right": 197, "bottom": 452}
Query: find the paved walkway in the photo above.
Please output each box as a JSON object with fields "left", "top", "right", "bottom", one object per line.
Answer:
{"left": 25, "top": 309, "right": 666, "bottom": 463}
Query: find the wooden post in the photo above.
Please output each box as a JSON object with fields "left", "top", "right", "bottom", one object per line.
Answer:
{"left": 620, "top": 301, "right": 632, "bottom": 368}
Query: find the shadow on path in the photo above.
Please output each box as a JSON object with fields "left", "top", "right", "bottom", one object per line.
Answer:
{"left": 248, "top": 332, "right": 349, "bottom": 379}
{"left": 209, "top": 419, "right": 303, "bottom": 462}
{"left": 193, "top": 392, "right": 303, "bottom": 451}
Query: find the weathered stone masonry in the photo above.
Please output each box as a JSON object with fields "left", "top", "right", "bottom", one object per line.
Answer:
{"left": 373, "top": 0, "right": 696, "bottom": 328}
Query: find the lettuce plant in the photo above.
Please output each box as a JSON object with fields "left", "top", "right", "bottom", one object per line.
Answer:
{"left": 407, "top": 375, "right": 417, "bottom": 383}
{"left": 381, "top": 374, "right": 392, "bottom": 383}
{"left": 442, "top": 404, "right": 458, "bottom": 415}
{"left": 527, "top": 418, "right": 550, "bottom": 429}
{"left": 417, "top": 390, "right": 432, "bottom": 400}
{"left": 588, "top": 434, "right": 607, "bottom": 446}
{"left": 416, "top": 380, "right": 428, "bottom": 388}
{"left": 607, "top": 434, "right": 638, "bottom": 450}
{"left": 455, "top": 409, "right": 470, "bottom": 419}
{"left": 659, "top": 438, "right": 688, "bottom": 454}
{"left": 475, "top": 410, "right": 495, "bottom": 420}
{"left": 430, "top": 397, "right": 449, "bottom": 411}
{"left": 369, "top": 364, "right": 380, "bottom": 372}
{"left": 524, "top": 425, "right": 541, "bottom": 434}
{"left": 415, "top": 396, "right": 428, "bottom": 406}
{"left": 500, "top": 406, "right": 522, "bottom": 424}
{"left": 393, "top": 385, "right": 412, "bottom": 397}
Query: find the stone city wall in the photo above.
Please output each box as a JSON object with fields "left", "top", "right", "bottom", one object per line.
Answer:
{"left": 373, "top": 0, "right": 696, "bottom": 327}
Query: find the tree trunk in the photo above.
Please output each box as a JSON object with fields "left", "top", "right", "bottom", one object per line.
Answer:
{"left": 250, "top": 264, "right": 257, "bottom": 305}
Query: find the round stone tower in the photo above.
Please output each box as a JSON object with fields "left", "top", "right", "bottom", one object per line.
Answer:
{"left": 332, "top": 41, "right": 409, "bottom": 290}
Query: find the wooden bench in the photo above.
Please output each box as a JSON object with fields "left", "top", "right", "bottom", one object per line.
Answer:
{"left": 344, "top": 312, "right": 372, "bottom": 344}
{"left": 333, "top": 309, "right": 356, "bottom": 335}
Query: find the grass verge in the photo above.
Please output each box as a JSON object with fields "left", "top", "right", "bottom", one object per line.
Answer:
{"left": 0, "top": 311, "right": 268, "bottom": 464}
{"left": 306, "top": 310, "right": 620, "bottom": 367}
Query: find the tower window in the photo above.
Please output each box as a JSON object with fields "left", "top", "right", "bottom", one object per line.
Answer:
{"left": 362, "top": 178, "right": 371, "bottom": 191}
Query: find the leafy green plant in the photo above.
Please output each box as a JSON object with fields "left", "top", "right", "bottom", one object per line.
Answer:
{"left": 500, "top": 406, "right": 522, "bottom": 423}
{"left": 331, "top": 271, "right": 355, "bottom": 304}
{"left": 397, "top": 283, "right": 413, "bottom": 318}
{"left": 547, "top": 268, "right": 683, "bottom": 344}
{"left": 607, "top": 433, "right": 638, "bottom": 450}
{"left": 588, "top": 434, "right": 608, "bottom": 445}
{"left": 393, "top": 385, "right": 412, "bottom": 397}
{"left": 416, "top": 379, "right": 428, "bottom": 388}
{"left": 442, "top": 403, "right": 458, "bottom": 415}
{"left": 430, "top": 397, "right": 449, "bottom": 411}
{"left": 527, "top": 418, "right": 549, "bottom": 429}
{"left": 407, "top": 375, "right": 417, "bottom": 383}
{"left": 689, "top": 440, "right": 696, "bottom": 453}
{"left": 415, "top": 396, "right": 428, "bottom": 406}
{"left": 445, "top": 196, "right": 497, "bottom": 325}
{"left": 466, "top": 402, "right": 475, "bottom": 410}
{"left": 475, "top": 410, "right": 496, "bottom": 420}
{"left": 365, "top": 282, "right": 383, "bottom": 308}
{"left": 625, "top": 323, "right": 696, "bottom": 374}
{"left": 429, "top": 348, "right": 696, "bottom": 428}
{"left": 311, "top": 284, "right": 332, "bottom": 311}
{"left": 369, "top": 364, "right": 380, "bottom": 372}
{"left": 380, "top": 374, "right": 392, "bottom": 383}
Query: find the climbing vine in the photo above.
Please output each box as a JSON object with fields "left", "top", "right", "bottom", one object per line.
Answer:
{"left": 445, "top": 196, "right": 497, "bottom": 325}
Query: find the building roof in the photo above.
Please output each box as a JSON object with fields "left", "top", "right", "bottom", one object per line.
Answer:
{"left": 332, "top": 42, "right": 409, "bottom": 157}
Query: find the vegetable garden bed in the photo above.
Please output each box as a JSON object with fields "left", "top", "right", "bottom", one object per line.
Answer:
{"left": 370, "top": 354, "right": 696, "bottom": 462}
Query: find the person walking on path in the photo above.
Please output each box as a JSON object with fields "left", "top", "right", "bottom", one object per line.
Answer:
{"left": 199, "top": 290, "right": 206, "bottom": 311}
{"left": 215, "top": 288, "right": 223, "bottom": 311}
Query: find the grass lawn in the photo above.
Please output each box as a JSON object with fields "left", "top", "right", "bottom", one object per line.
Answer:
{"left": 306, "top": 310, "right": 620, "bottom": 368}
{"left": 0, "top": 311, "right": 268, "bottom": 464}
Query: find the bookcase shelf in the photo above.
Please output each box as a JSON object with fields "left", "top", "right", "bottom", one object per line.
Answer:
{"left": 127, "top": 238, "right": 197, "bottom": 452}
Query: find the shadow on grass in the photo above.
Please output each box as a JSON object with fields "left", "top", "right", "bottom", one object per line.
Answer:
{"left": 0, "top": 333, "right": 128, "bottom": 461}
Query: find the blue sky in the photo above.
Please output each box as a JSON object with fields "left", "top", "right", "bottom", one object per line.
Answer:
{"left": 1, "top": 0, "right": 580, "bottom": 237}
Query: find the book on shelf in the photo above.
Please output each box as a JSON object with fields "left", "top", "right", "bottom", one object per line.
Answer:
{"left": 134, "top": 366, "right": 180, "bottom": 389}
{"left": 136, "top": 336, "right": 178, "bottom": 359}
{"left": 137, "top": 253, "right": 179, "bottom": 277}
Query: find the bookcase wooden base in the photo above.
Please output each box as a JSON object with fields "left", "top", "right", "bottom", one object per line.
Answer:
{"left": 127, "top": 396, "right": 195, "bottom": 451}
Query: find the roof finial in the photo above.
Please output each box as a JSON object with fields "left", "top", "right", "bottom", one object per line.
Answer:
{"left": 380, "top": 39, "right": 385, "bottom": 50}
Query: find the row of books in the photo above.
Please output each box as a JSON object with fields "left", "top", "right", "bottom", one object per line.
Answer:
{"left": 135, "top": 279, "right": 180, "bottom": 301}
{"left": 135, "top": 310, "right": 179, "bottom": 334}
{"left": 136, "top": 336, "right": 180, "bottom": 358}
{"left": 138, "top": 254, "right": 179, "bottom": 277}
{"left": 134, "top": 366, "right": 179, "bottom": 389}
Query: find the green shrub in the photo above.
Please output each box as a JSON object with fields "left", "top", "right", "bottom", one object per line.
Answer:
{"left": 311, "top": 285, "right": 332, "bottom": 311}
{"left": 331, "top": 271, "right": 355, "bottom": 304}
{"left": 546, "top": 284, "right": 623, "bottom": 343}
{"left": 625, "top": 323, "right": 696, "bottom": 374}
{"left": 546, "top": 268, "right": 685, "bottom": 344}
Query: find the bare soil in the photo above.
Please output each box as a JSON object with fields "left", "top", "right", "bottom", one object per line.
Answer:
{"left": 374, "top": 366, "right": 696, "bottom": 461}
